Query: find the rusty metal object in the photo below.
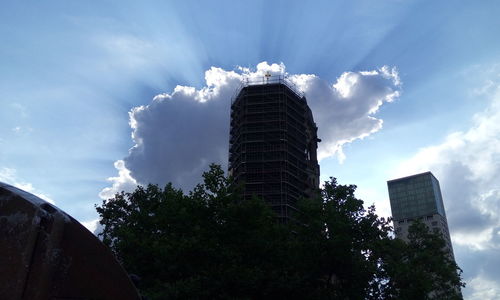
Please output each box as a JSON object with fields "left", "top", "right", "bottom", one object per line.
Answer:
{"left": 0, "top": 182, "right": 140, "bottom": 300}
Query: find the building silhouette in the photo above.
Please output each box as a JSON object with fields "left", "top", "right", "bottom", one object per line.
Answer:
{"left": 228, "top": 75, "right": 320, "bottom": 221}
{"left": 387, "top": 172, "right": 455, "bottom": 257}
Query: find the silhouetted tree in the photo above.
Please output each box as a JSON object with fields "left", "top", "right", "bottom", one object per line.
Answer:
{"left": 288, "top": 178, "right": 393, "bottom": 299}
{"left": 380, "top": 221, "right": 464, "bottom": 300}
{"left": 96, "top": 164, "right": 464, "bottom": 299}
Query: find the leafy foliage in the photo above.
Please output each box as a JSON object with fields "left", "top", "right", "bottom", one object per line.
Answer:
{"left": 97, "top": 164, "right": 291, "bottom": 298}
{"left": 380, "top": 221, "right": 464, "bottom": 300}
{"left": 96, "top": 164, "right": 464, "bottom": 299}
{"left": 288, "top": 178, "right": 393, "bottom": 299}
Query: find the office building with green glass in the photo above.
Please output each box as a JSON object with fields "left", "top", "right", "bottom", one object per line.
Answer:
{"left": 387, "top": 172, "right": 455, "bottom": 257}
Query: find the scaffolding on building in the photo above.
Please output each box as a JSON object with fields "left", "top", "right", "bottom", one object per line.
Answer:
{"left": 228, "top": 78, "right": 320, "bottom": 221}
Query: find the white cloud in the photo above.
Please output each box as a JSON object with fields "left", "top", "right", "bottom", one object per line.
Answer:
{"left": 392, "top": 73, "right": 500, "bottom": 299}
{"left": 394, "top": 86, "right": 500, "bottom": 248}
{"left": 467, "top": 275, "right": 500, "bottom": 300}
{"left": 0, "top": 167, "right": 55, "bottom": 204}
{"left": 289, "top": 65, "right": 401, "bottom": 160}
{"left": 99, "top": 160, "right": 137, "bottom": 200}
{"left": 81, "top": 218, "right": 100, "bottom": 233}
{"left": 80, "top": 218, "right": 103, "bottom": 237}
{"left": 102, "top": 61, "right": 401, "bottom": 195}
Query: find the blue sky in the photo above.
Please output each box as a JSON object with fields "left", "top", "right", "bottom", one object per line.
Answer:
{"left": 2, "top": 1, "right": 500, "bottom": 298}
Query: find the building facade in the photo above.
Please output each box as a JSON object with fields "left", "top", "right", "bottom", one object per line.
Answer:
{"left": 228, "top": 76, "right": 320, "bottom": 221}
{"left": 387, "top": 172, "right": 455, "bottom": 257}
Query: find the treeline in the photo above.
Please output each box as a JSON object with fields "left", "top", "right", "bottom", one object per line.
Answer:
{"left": 96, "top": 164, "right": 464, "bottom": 300}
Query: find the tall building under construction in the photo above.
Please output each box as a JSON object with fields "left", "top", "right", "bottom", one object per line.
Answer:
{"left": 228, "top": 75, "right": 320, "bottom": 221}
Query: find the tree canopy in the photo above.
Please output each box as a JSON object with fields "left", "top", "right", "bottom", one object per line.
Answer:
{"left": 380, "top": 221, "right": 465, "bottom": 300}
{"left": 96, "top": 164, "right": 464, "bottom": 299}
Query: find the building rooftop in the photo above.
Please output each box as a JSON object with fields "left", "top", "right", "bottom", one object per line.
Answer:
{"left": 387, "top": 171, "right": 437, "bottom": 183}
{"left": 387, "top": 171, "right": 446, "bottom": 220}
{"left": 231, "top": 75, "right": 305, "bottom": 104}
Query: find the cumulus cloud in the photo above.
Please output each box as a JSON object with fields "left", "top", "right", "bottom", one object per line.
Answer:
{"left": 80, "top": 218, "right": 104, "bottom": 237}
{"left": 393, "top": 71, "right": 500, "bottom": 299}
{"left": 467, "top": 275, "right": 500, "bottom": 300}
{"left": 81, "top": 218, "right": 100, "bottom": 233}
{"left": 99, "top": 160, "right": 137, "bottom": 199}
{"left": 395, "top": 88, "right": 500, "bottom": 249}
{"left": 289, "top": 65, "right": 400, "bottom": 160}
{"left": 0, "top": 167, "right": 55, "bottom": 204}
{"left": 102, "top": 62, "right": 401, "bottom": 197}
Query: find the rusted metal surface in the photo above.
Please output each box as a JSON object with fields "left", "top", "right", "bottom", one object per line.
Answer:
{"left": 0, "top": 182, "right": 141, "bottom": 300}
